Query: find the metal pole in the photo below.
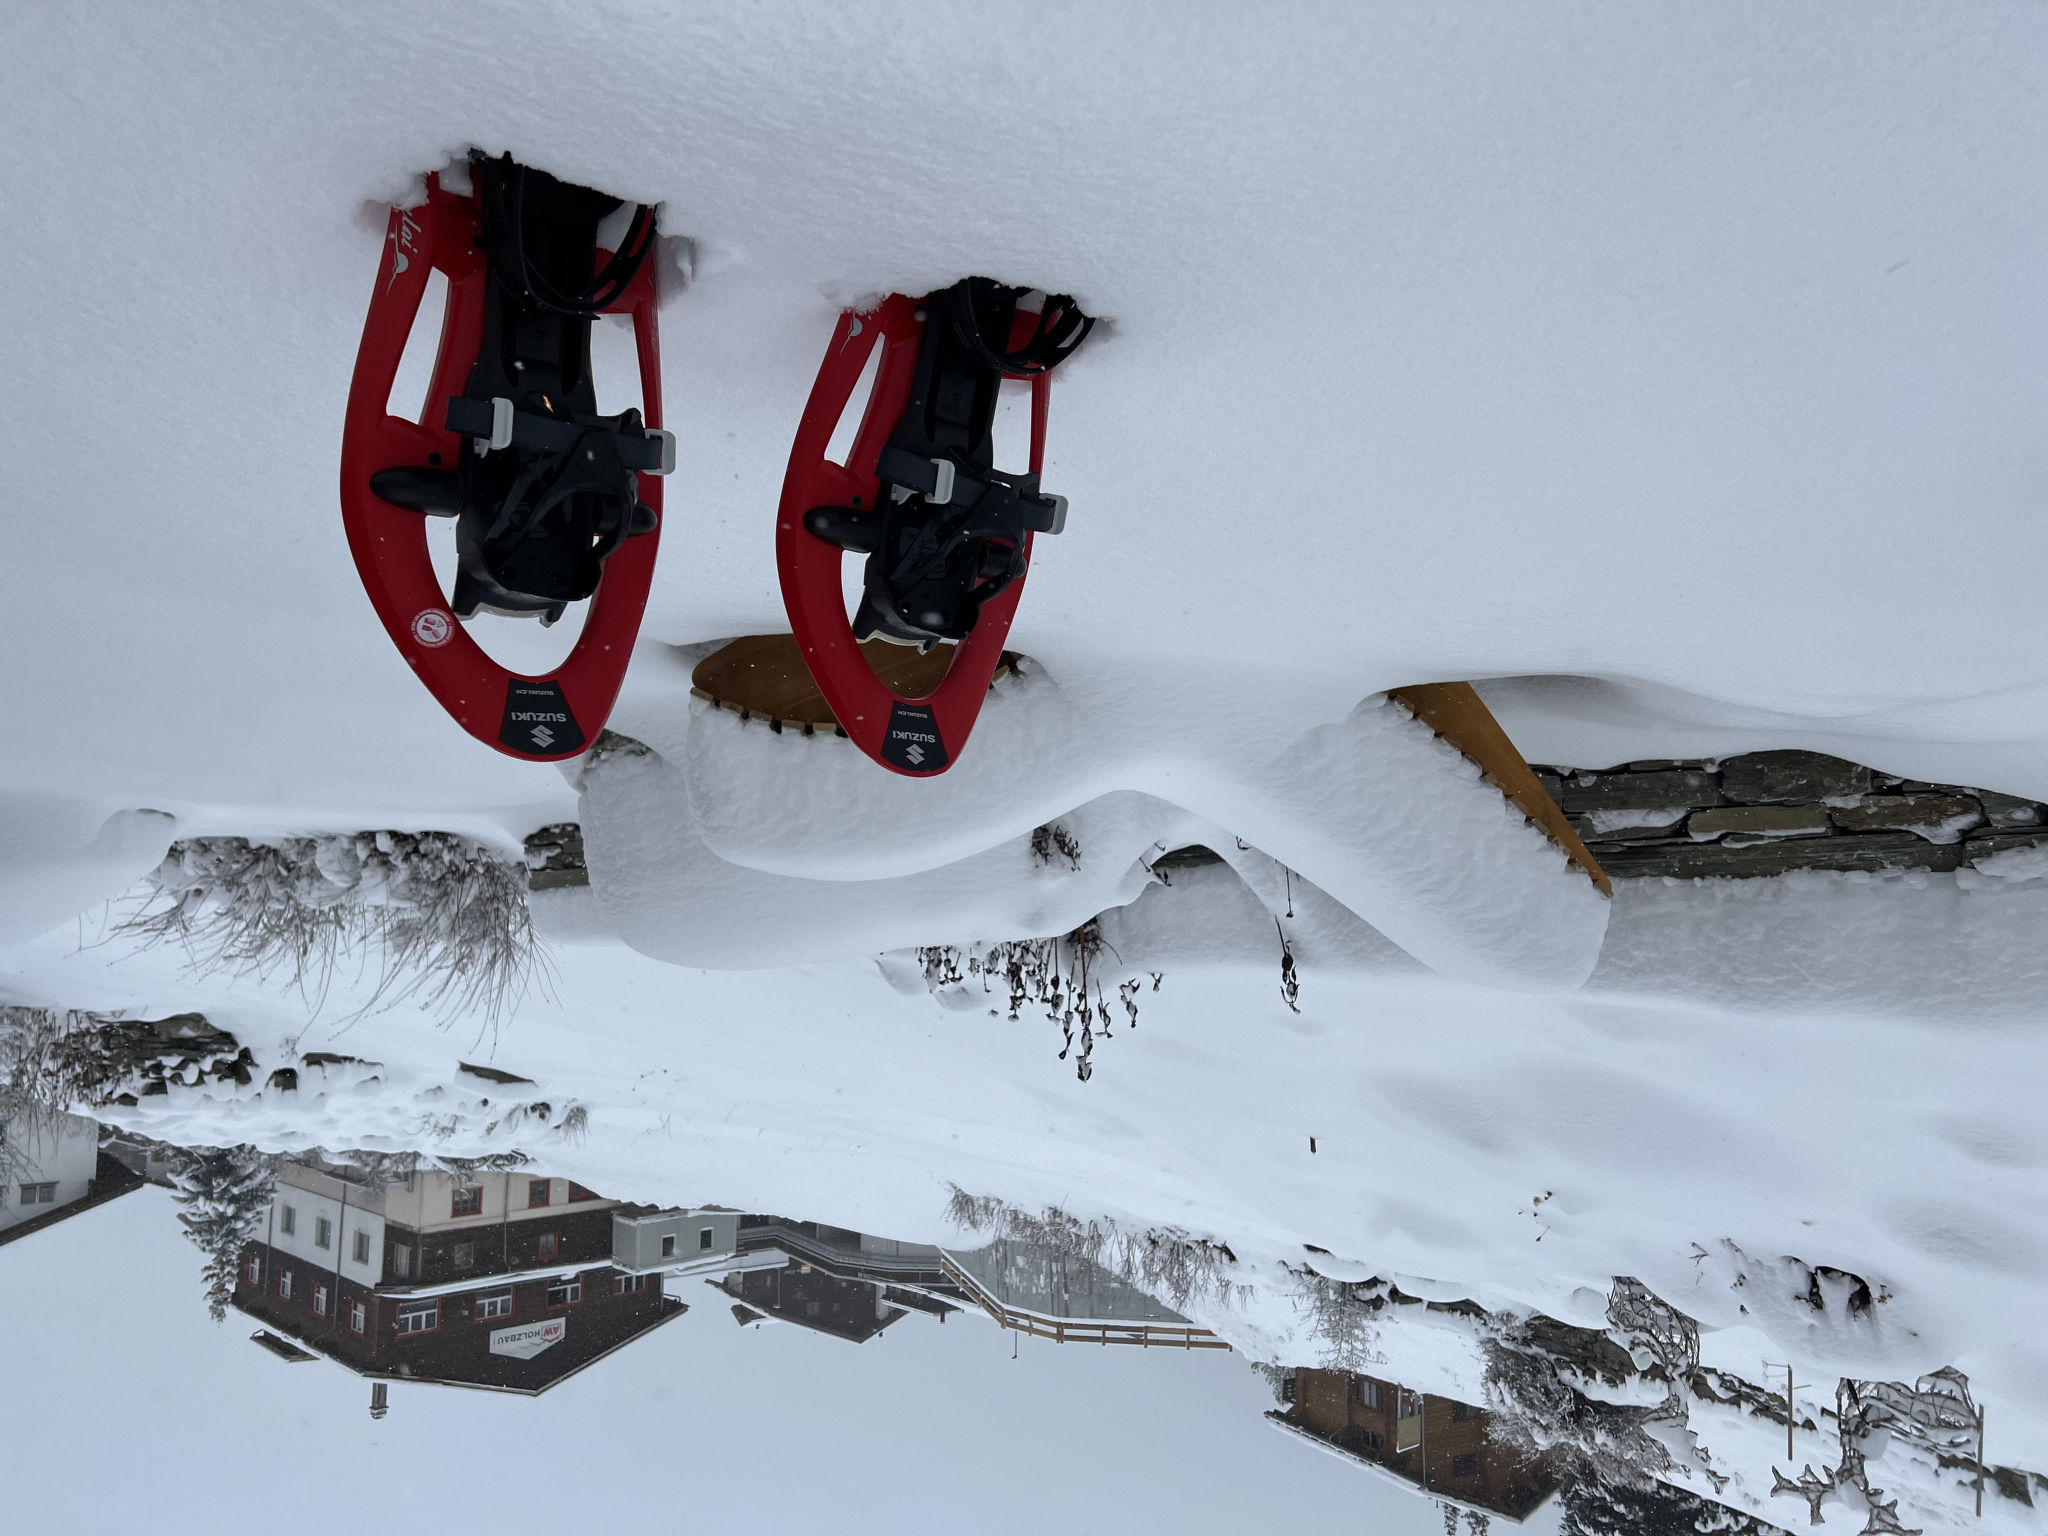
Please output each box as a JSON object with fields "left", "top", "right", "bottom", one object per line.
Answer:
{"left": 1787, "top": 1364, "right": 1795, "bottom": 1464}
{"left": 1977, "top": 1406, "right": 1986, "bottom": 1517}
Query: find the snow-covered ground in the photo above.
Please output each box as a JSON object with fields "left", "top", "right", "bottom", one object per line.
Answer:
{"left": 7, "top": 4, "right": 2048, "bottom": 1530}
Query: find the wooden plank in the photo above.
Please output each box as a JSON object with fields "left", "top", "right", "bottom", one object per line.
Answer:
{"left": 1388, "top": 681, "right": 1613, "bottom": 898}
{"left": 690, "top": 634, "right": 1015, "bottom": 733}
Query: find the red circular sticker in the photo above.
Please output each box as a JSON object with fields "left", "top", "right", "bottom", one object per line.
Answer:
{"left": 411, "top": 609, "right": 454, "bottom": 648}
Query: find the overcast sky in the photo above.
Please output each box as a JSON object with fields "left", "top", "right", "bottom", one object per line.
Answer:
{"left": 0, "top": 1185, "right": 1554, "bottom": 1535}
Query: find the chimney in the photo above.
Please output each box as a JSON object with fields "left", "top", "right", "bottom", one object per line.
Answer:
{"left": 370, "top": 1382, "right": 388, "bottom": 1420}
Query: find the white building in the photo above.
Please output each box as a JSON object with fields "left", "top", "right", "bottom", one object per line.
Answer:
{"left": 0, "top": 1111, "right": 138, "bottom": 1247}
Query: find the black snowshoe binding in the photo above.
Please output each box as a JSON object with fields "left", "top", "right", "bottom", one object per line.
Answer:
{"left": 370, "top": 153, "right": 672, "bottom": 624}
{"left": 802, "top": 279, "right": 1093, "bottom": 648}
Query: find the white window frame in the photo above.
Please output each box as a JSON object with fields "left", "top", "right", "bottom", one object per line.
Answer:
{"left": 349, "top": 1300, "right": 367, "bottom": 1335}
{"left": 397, "top": 1299, "right": 438, "bottom": 1336}
{"left": 475, "top": 1289, "right": 513, "bottom": 1321}
{"left": 546, "top": 1277, "right": 582, "bottom": 1308}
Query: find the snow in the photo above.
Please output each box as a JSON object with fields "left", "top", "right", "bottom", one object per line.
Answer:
{"left": 7, "top": 3, "right": 2048, "bottom": 1529}
{"left": 585, "top": 657, "right": 1607, "bottom": 986}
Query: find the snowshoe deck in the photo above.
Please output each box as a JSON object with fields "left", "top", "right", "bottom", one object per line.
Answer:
{"left": 339, "top": 158, "right": 670, "bottom": 762}
{"left": 1388, "top": 681, "right": 1612, "bottom": 896}
{"left": 690, "top": 633, "right": 1019, "bottom": 733}
{"left": 776, "top": 283, "right": 1090, "bottom": 776}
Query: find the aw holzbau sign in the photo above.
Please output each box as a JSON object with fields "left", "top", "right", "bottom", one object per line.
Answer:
{"left": 488, "top": 1318, "right": 566, "bottom": 1359}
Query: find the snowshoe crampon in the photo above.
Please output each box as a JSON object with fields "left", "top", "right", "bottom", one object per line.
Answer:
{"left": 340, "top": 154, "right": 672, "bottom": 761}
{"left": 777, "top": 280, "right": 1092, "bottom": 775}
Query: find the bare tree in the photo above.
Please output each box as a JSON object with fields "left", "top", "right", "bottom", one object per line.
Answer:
{"left": 945, "top": 1187, "right": 1243, "bottom": 1311}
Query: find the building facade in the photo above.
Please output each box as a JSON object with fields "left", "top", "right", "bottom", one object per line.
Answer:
{"left": 0, "top": 1112, "right": 142, "bottom": 1248}
{"left": 1269, "top": 1368, "right": 1557, "bottom": 1523}
{"left": 234, "top": 1159, "right": 682, "bottom": 1395}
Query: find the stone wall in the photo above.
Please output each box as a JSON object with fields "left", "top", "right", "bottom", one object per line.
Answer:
{"left": 1536, "top": 750, "right": 2048, "bottom": 880}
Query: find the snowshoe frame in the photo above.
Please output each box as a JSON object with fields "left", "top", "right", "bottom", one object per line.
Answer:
{"left": 778, "top": 287, "right": 1082, "bottom": 777}
{"left": 340, "top": 166, "right": 667, "bottom": 763}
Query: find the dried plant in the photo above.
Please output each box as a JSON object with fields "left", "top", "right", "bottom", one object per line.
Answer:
{"left": 117, "top": 833, "right": 549, "bottom": 1030}
{"left": 1030, "top": 822, "right": 1082, "bottom": 870}
{"left": 918, "top": 918, "right": 1147, "bottom": 1080}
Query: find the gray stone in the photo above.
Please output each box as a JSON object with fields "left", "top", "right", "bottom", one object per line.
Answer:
{"left": 1558, "top": 769, "right": 1722, "bottom": 816}
{"left": 1686, "top": 805, "right": 1832, "bottom": 842}
{"left": 1718, "top": 751, "right": 1872, "bottom": 805}
{"left": 1963, "top": 828, "right": 2048, "bottom": 866}
{"left": 524, "top": 821, "right": 589, "bottom": 891}
{"left": 1976, "top": 791, "right": 2043, "bottom": 828}
{"left": 1829, "top": 794, "right": 1983, "bottom": 843}
{"left": 528, "top": 866, "right": 590, "bottom": 891}
{"left": 1626, "top": 759, "right": 1716, "bottom": 773}
{"left": 1570, "top": 811, "right": 1690, "bottom": 842}
{"left": 1597, "top": 833, "right": 1963, "bottom": 881}
{"left": 1152, "top": 845, "right": 1224, "bottom": 871}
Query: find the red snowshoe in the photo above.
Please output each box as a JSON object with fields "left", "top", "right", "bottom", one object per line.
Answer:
{"left": 340, "top": 153, "right": 672, "bottom": 761}
{"left": 777, "top": 280, "right": 1092, "bottom": 775}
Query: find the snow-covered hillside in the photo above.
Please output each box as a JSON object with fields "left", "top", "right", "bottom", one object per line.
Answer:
{"left": 5, "top": 5, "right": 2048, "bottom": 1531}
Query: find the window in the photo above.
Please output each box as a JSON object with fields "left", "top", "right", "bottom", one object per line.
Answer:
{"left": 527, "top": 1179, "right": 551, "bottom": 1208}
{"left": 1452, "top": 1454, "right": 1479, "bottom": 1478}
{"left": 546, "top": 1277, "right": 581, "bottom": 1307}
{"left": 243, "top": 1254, "right": 262, "bottom": 1286}
{"left": 453, "top": 1241, "right": 476, "bottom": 1269}
{"left": 352, "top": 1230, "right": 370, "bottom": 1265}
{"left": 17, "top": 1182, "right": 56, "bottom": 1206}
{"left": 349, "top": 1300, "right": 366, "bottom": 1334}
{"left": 1450, "top": 1401, "right": 1479, "bottom": 1423}
{"left": 475, "top": 1289, "right": 513, "bottom": 1321}
{"left": 311, "top": 1283, "right": 330, "bottom": 1318}
{"left": 614, "top": 1273, "right": 649, "bottom": 1294}
{"left": 1351, "top": 1378, "right": 1382, "bottom": 1410}
{"left": 451, "top": 1186, "right": 482, "bottom": 1218}
{"left": 277, "top": 1269, "right": 295, "bottom": 1300}
{"left": 537, "top": 1232, "right": 559, "bottom": 1262}
{"left": 314, "top": 1216, "right": 332, "bottom": 1250}
{"left": 279, "top": 1204, "right": 297, "bottom": 1236}
{"left": 397, "top": 1299, "right": 439, "bottom": 1335}
{"left": 390, "top": 1243, "right": 411, "bottom": 1279}
{"left": 699, "top": 1227, "right": 715, "bottom": 1251}
{"left": 660, "top": 1235, "right": 677, "bottom": 1259}
{"left": 567, "top": 1182, "right": 600, "bottom": 1203}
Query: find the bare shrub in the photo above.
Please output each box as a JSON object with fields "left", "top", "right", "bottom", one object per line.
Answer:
{"left": 118, "top": 833, "right": 548, "bottom": 1028}
{"left": 1030, "top": 822, "right": 1082, "bottom": 869}
{"left": 919, "top": 918, "right": 1147, "bottom": 1081}
{"left": 944, "top": 1186, "right": 1243, "bottom": 1311}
